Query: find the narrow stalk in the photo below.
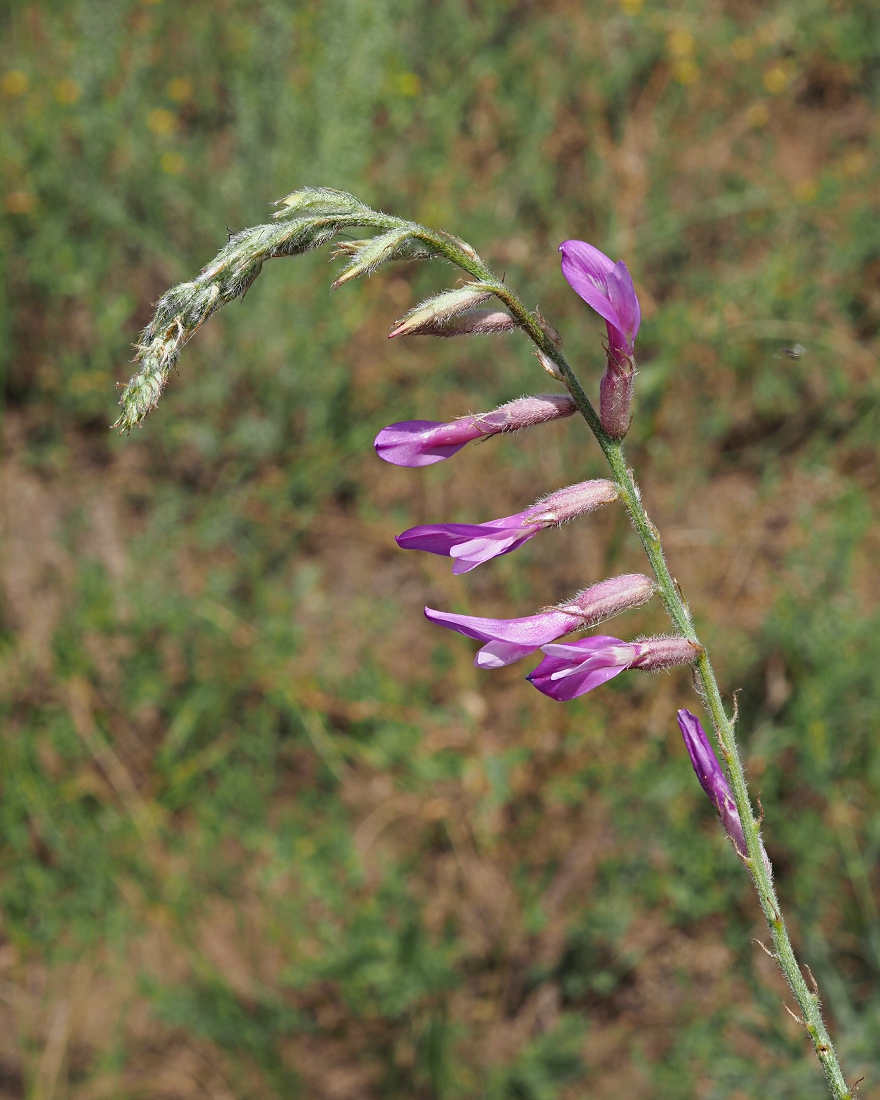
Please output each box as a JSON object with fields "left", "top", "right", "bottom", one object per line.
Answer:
{"left": 490, "top": 283, "right": 852, "bottom": 1099}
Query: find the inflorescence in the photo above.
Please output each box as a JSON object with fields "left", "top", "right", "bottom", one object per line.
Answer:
{"left": 114, "top": 190, "right": 853, "bottom": 1099}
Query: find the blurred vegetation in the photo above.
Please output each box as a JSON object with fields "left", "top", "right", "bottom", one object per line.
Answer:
{"left": 2, "top": 0, "right": 880, "bottom": 1096}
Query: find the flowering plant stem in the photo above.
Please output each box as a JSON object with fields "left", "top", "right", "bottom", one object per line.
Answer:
{"left": 483, "top": 276, "right": 853, "bottom": 1100}
{"left": 398, "top": 231, "right": 851, "bottom": 1097}
{"left": 116, "top": 201, "right": 851, "bottom": 1097}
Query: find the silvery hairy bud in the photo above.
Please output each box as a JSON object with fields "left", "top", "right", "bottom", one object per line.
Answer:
{"left": 394, "top": 309, "right": 518, "bottom": 338}
{"left": 388, "top": 285, "right": 496, "bottom": 338}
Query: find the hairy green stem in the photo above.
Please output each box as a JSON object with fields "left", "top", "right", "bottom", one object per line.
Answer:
{"left": 115, "top": 197, "right": 852, "bottom": 1097}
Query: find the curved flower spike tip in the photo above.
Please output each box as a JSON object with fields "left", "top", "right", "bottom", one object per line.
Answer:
{"left": 425, "top": 573, "right": 654, "bottom": 668}
{"left": 558, "top": 240, "right": 641, "bottom": 361}
{"left": 396, "top": 480, "right": 618, "bottom": 573}
{"left": 528, "top": 634, "right": 699, "bottom": 701}
{"left": 374, "top": 394, "right": 576, "bottom": 467}
{"left": 676, "top": 709, "right": 748, "bottom": 858}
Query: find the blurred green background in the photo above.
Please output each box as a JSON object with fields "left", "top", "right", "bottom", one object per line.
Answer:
{"left": 2, "top": 0, "right": 880, "bottom": 1096}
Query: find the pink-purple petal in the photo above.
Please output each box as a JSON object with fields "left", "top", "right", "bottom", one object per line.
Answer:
{"left": 676, "top": 709, "right": 747, "bottom": 857}
{"left": 396, "top": 514, "right": 539, "bottom": 573}
{"left": 531, "top": 661, "right": 629, "bottom": 701}
{"left": 449, "top": 529, "right": 532, "bottom": 569}
{"left": 396, "top": 523, "right": 499, "bottom": 556}
{"left": 476, "top": 640, "right": 544, "bottom": 668}
{"left": 558, "top": 239, "right": 616, "bottom": 278}
{"left": 448, "top": 531, "right": 524, "bottom": 557}
{"left": 608, "top": 261, "right": 640, "bottom": 346}
{"left": 424, "top": 606, "right": 580, "bottom": 666}
{"left": 374, "top": 421, "right": 471, "bottom": 467}
{"left": 559, "top": 265, "right": 624, "bottom": 333}
{"left": 527, "top": 635, "right": 638, "bottom": 701}
{"left": 559, "top": 240, "right": 641, "bottom": 355}
{"left": 538, "top": 637, "right": 634, "bottom": 662}
{"left": 424, "top": 606, "right": 578, "bottom": 646}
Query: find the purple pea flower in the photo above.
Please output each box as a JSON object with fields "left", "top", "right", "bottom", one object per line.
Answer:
{"left": 558, "top": 240, "right": 641, "bottom": 361}
{"left": 527, "top": 634, "right": 699, "bottom": 701}
{"left": 527, "top": 636, "right": 641, "bottom": 700}
{"left": 558, "top": 240, "right": 641, "bottom": 438}
{"left": 677, "top": 709, "right": 747, "bottom": 858}
{"left": 425, "top": 573, "right": 655, "bottom": 668}
{"left": 396, "top": 479, "right": 618, "bottom": 574}
{"left": 374, "top": 393, "right": 576, "bottom": 467}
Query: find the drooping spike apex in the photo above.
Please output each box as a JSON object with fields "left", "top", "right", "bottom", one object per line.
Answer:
{"left": 424, "top": 573, "right": 655, "bottom": 668}
{"left": 374, "top": 394, "right": 577, "bottom": 467}
{"left": 396, "top": 479, "right": 618, "bottom": 573}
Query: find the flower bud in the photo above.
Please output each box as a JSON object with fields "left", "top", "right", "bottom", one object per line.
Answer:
{"left": 274, "top": 187, "right": 365, "bottom": 218}
{"left": 394, "top": 308, "right": 518, "bottom": 338}
{"left": 388, "top": 285, "right": 495, "bottom": 338}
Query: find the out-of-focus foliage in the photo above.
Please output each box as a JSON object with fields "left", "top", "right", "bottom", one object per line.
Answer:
{"left": 2, "top": 0, "right": 880, "bottom": 1096}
